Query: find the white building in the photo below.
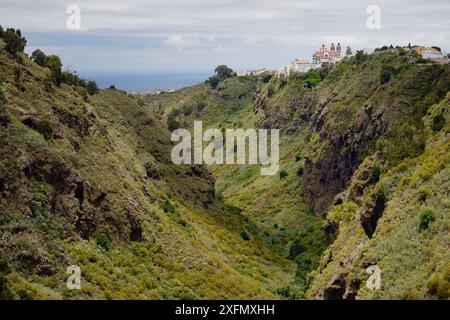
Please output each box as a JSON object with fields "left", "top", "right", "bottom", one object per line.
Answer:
{"left": 239, "top": 68, "right": 268, "bottom": 76}
{"left": 416, "top": 47, "right": 445, "bottom": 59}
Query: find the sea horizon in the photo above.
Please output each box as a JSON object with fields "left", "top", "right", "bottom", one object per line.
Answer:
{"left": 78, "top": 71, "right": 213, "bottom": 93}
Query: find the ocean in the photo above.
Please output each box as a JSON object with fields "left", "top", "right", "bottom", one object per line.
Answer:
{"left": 79, "top": 71, "right": 212, "bottom": 93}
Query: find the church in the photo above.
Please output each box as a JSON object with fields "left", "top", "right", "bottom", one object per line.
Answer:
{"left": 313, "top": 43, "right": 346, "bottom": 66}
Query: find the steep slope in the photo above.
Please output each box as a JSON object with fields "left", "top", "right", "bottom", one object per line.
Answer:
{"left": 0, "top": 48, "right": 295, "bottom": 299}
{"left": 307, "top": 93, "right": 450, "bottom": 299}
{"left": 144, "top": 49, "right": 449, "bottom": 299}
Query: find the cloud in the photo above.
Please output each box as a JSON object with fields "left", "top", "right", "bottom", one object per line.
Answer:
{"left": 163, "top": 35, "right": 201, "bottom": 50}
{"left": 0, "top": 0, "right": 448, "bottom": 73}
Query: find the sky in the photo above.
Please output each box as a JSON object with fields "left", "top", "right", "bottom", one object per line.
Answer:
{"left": 1, "top": 0, "right": 449, "bottom": 75}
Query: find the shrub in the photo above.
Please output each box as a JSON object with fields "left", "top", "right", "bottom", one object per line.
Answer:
{"left": 86, "top": 80, "right": 99, "bottom": 95}
{"left": 95, "top": 233, "right": 111, "bottom": 251}
{"left": 31, "top": 49, "right": 46, "bottom": 67}
{"left": 296, "top": 167, "right": 304, "bottom": 177}
{"left": 371, "top": 166, "right": 381, "bottom": 183}
{"left": 431, "top": 114, "right": 445, "bottom": 132}
{"left": 295, "top": 155, "right": 302, "bottom": 162}
{"left": 45, "top": 55, "right": 62, "bottom": 86}
{"left": 380, "top": 70, "right": 391, "bottom": 84}
{"left": 207, "top": 75, "right": 220, "bottom": 89}
{"left": 0, "top": 83, "right": 7, "bottom": 105}
{"left": 288, "top": 241, "right": 306, "bottom": 260}
{"left": 3, "top": 28, "right": 26, "bottom": 56}
{"left": 419, "top": 209, "right": 435, "bottom": 230}
{"left": 160, "top": 200, "right": 175, "bottom": 213}
{"left": 354, "top": 50, "right": 367, "bottom": 64}
{"left": 260, "top": 73, "right": 272, "bottom": 83}
{"left": 240, "top": 231, "right": 250, "bottom": 241}
{"left": 14, "top": 67, "right": 21, "bottom": 83}
{"left": 35, "top": 121, "right": 53, "bottom": 140}
{"left": 226, "top": 204, "right": 242, "bottom": 215}
{"left": 279, "top": 169, "right": 288, "bottom": 179}
{"left": 427, "top": 269, "right": 450, "bottom": 299}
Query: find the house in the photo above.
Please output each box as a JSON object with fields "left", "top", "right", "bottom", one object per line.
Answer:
{"left": 291, "top": 59, "right": 321, "bottom": 73}
{"left": 240, "top": 69, "right": 267, "bottom": 76}
{"left": 415, "top": 47, "right": 445, "bottom": 59}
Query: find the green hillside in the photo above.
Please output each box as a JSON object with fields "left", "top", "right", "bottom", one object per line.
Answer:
{"left": 1, "top": 26, "right": 449, "bottom": 300}
{"left": 143, "top": 49, "right": 450, "bottom": 299}
{"left": 0, "top": 44, "right": 295, "bottom": 299}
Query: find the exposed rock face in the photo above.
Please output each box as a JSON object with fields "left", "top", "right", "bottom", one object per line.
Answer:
{"left": 359, "top": 189, "right": 386, "bottom": 238}
{"left": 303, "top": 105, "right": 387, "bottom": 214}
{"left": 318, "top": 274, "right": 347, "bottom": 300}
{"left": 126, "top": 211, "right": 143, "bottom": 242}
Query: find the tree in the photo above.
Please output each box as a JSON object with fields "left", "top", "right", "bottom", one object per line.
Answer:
{"left": 86, "top": 80, "right": 99, "bottom": 95}
{"left": 431, "top": 46, "right": 441, "bottom": 52}
{"left": 45, "top": 55, "right": 62, "bottom": 86}
{"left": 214, "top": 65, "right": 234, "bottom": 81}
{"left": 0, "top": 25, "right": 3, "bottom": 38}
{"left": 354, "top": 50, "right": 367, "bottom": 63}
{"left": 3, "top": 28, "right": 26, "bottom": 56}
{"left": 346, "top": 46, "right": 352, "bottom": 56}
{"left": 31, "top": 49, "right": 46, "bottom": 67}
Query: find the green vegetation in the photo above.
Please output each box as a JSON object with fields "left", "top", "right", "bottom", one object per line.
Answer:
{"left": 279, "top": 169, "right": 288, "bottom": 179}
{"left": 206, "top": 65, "right": 236, "bottom": 89}
{"left": 95, "top": 234, "right": 112, "bottom": 251}
{"left": 0, "top": 27, "right": 449, "bottom": 300}
{"left": 45, "top": 55, "right": 62, "bottom": 86}
{"left": 432, "top": 113, "right": 445, "bottom": 132}
{"left": 2, "top": 28, "right": 26, "bottom": 56}
{"left": 419, "top": 209, "right": 435, "bottom": 230}
{"left": 31, "top": 49, "right": 46, "bottom": 67}
{"left": 160, "top": 199, "right": 175, "bottom": 213}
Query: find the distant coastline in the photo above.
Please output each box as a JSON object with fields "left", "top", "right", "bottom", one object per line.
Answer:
{"left": 79, "top": 71, "right": 212, "bottom": 93}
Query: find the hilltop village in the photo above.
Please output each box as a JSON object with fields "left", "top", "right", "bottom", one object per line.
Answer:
{"left": 239, "top": 42, "right": 450, "bottom": 77}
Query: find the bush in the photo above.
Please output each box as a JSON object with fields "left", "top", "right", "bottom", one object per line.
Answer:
{"left": 31, "top": 49, "right": 46, "bottom": 67}
{"left": 86, "top": 80, "right": 99, "bottom": 95}
{"left": 35, "top": 120, "right": 53, "bottom": 140}
{"left": 354, "top": 50, "right": 367, "bottom": 64}
{"left": 279, "top": 169, "right": 288, "bottom": 179}
{"left": 226, "top": 204, "right": 242, "bottom": 215}
{"left": 207, "top": 75, "right": 220, "bottom": 89}
{"left": 45, "top": 55, "right": 62, "bottom": 86}
{"left": 3, "top": 28, "right": 26, "bottom": 56}
{"left": 427, "top": 269, "right": 450, "bottom": 299}
{"left": 0, "top": 83, "right": 7, "bottom": 105}
{"left": 288, "top": 241, "right": 306, "bottom": 260}
{"left": 371, "top": 166, "right": 381, "bottom": 183}
{"left": 160, "top": 200, "right": 175, "bottom": 213}
{"left": 380, "top": 70, "right": 391, "bottom": 84}
{"left": 296, "top": 167, "right": 304, "bottom": 177}
{"left": 95, "top": 233, "right": 111, "bottom": 251}
{"left": 419, "top": 209, "right": 435, "bottom": 230}
{"left": 260, "top": 73, "right": 272, "bottom": 83}
{"left": 431, "top": 114, "right": 445, "bottom": 132}
{"left": 240, "top": 231, "right": 250, "bottom": 241}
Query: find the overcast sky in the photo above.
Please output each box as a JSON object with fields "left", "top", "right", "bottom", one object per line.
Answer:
{"left": 1, "top": 0, "right": 449, "bottom": 74}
